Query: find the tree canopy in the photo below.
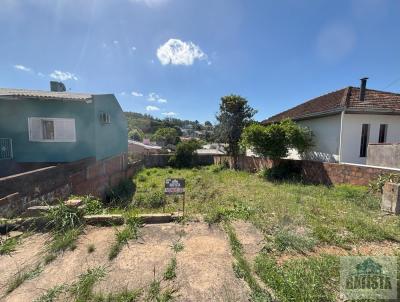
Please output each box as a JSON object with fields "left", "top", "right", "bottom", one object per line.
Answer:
{"left": 151, "top": 127, "right": 180, "bottom": 146}
{"left": 215, "top": 95, "right": 256, "bottom": 157}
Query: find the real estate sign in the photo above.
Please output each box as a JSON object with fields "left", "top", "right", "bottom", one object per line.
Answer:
{"left": 165, "top": 178, "right": 185, "bottom": 195}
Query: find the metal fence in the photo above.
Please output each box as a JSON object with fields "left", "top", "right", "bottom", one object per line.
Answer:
{"left": 0, "top": 138, "right": 13, "bottom": 160}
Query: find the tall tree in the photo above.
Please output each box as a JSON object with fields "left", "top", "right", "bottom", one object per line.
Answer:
{"left": 215, "top": 95, "right": 256, "bottom": 167}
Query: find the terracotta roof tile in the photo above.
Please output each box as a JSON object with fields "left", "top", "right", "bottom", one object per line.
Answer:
{"left": 263, "top": 86, "right": 400, "bottom": 123}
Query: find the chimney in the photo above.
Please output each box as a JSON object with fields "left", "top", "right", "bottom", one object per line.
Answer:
{"left": 50, "top": 81, "right": 66, "bottom": 92}
{"left": 359, "top": 77, "right": 368, "bottom": 102}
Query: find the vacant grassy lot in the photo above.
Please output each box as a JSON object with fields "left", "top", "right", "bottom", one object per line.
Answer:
{"left": 128, "top": 165, "right": 400, "bottom": 301}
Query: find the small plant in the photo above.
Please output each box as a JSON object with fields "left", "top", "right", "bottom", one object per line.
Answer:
{"left": 273, "top": 229, "right": 317, "bottom": 253}
{"left": 45, "top": 202, "right": 84, "bottom": 233}
{"left": 163, "top": 258, "right": 177, "bottom": 280}
{"left": 108, "top": 214, "right": 143, "bottom": 260}
{"left": 105, "top": 179, "right": 136, "bottom": 206}
{"left": 135, "top": 191, "right": 165, "bottom": 208}
{"left": 87, "top": 244, "right": 96, "bottom": 254}
{"left": 70, "top": 266, "right": 106, "bottom": 302}
{"left": 171, "top": 241, "right": 184, "bottom": 253}
{"left": 0, "top": 236, "right": 21, "bottom": 255}
{"left": 93, "top": 288, "right": 142, "bottom": 301}
{"left": 204, "top": 207, "right": 228, "bottom": 225}
{"left": 7, "top": 264, "right": 43, "bottom": 294}
{"left": 369, "top": 173, "right": 400, "bottom": 193}
{"left": 34, "top": 284, "right": 66, "bottom": 302}
{"left": 47, "top": 228, "right": 81, "bottom": 255}
{"left": 82, "top": 195, "right": 103, "bottom": 215}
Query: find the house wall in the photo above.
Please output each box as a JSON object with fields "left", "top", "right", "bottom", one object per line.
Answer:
{"left": 93, "top": 95, "right": 128, "bottom": 160}
{"left": 0, "top": 98, "right": 95, "bottom": 162}
{"left": 340, "top": 113, "right": 400, "bottom": 165}
{"left": 295, "top": 114, "right": 341, "bottom": 162}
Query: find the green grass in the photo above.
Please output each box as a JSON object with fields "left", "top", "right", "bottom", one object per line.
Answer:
{"left": 33, "top": 285, "right": 66, "bottom": 302}
{"left": 0, "top": 236, "right": 21, "bottom": 255}
{"left": 254, "top": 254, "right": 339, "bottom": 302}
{"left": 92, "top": 288, "right": 142, "bottom": 302}
{"left": 171, "top": 241, "right": 184, "bottom": 253}
{"left": 129, "top": 166, "right": 399, "bottom": 246}
{"left": 224, "top": 222, "right": 272, "bottom": 301}
{"left": 163, "top": 258, "right": 177, "bottom": 280}
{"left": 70, "top": 266, "right": 107, "bottom": 302}
{"left": 108, "top": 214, "right": 143, "bottom": 260}
{"left": 7, "top": 264, "right": 43, "bottom": 294}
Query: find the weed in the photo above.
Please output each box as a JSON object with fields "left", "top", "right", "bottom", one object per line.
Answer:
{"left": 45, "top": 202, "right": 84, "bottom": 233}
{"left": 106, "top": 179, "right": 136, "bottom": 206}
{"left": 171, "top": 241, "right": 184, "bottom": 253}
{"left": 33, "top": 285, "right": 66, "bottom": 302}
{"left": 87, "top": 244, "right": 96, "bottom": 254}
{"left": 224, "top": 222, "right": 272, "bottom": 301}
{"left": 163, "top": 258, "right": 177, "bottom": 280}
{"left": 135, "top": 191, "right": 165, "bottom": 208}
{"left": 273, "top": 229, "right": 317, "bottom": 253}
{"left": 82, "top": 196, "right": 103, "bottom": 215}
{"left": 47, "top": 228, "right": 81, "bottom": 255}
{"left": 7, "top": 264, "right": 43, "bottom": 294}
{"left": 145, "top": 280, "right": 176, "bottom": 302}
{"left": 0, "top": 236, "right": 20, "bottom": 255}
{"left": 93, "top": 288, "right": 142, "bottom": 301}
{"left": 147, "top": 280, "right": 161, "bottom": 300}
{"left": 109, "top": 215, "right": 143, "bottom": 260}
{"left": 255, "top": 254, "right": 339, "bottom": 302}
{"left": 70, "top": 266, "right": 106, "bottom": 302}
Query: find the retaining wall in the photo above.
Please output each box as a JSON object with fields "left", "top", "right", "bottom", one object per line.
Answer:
{"left": 213, "top": 155, "right": 400, "bottom": 186}
{"left": 0, "top": 154, "right": 143, "bottom": 217}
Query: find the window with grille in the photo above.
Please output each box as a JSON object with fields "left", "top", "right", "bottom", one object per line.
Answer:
{"left": 99, "top": 112, "right": 111, "bottom": 124}
{"left": 28, "top": 117, "right": 76, "bottom": 142}
{"left": 359, "top": 124, "right": 370, "bottom": 158}
{"left": 378, "top": 124, "right": 388, "bottom": 143}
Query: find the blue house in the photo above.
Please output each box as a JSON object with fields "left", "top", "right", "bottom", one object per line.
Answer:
{"left": 0, "top": 82, "right": 127, "bottom": 169}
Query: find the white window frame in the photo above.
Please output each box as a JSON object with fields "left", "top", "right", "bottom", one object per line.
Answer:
{"left": 28, "top": 117, "right": 76, "bottom": 142}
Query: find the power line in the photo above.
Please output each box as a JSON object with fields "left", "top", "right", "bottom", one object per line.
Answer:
{"left": 383, "top": 77, "right": 400, "bottom": 90}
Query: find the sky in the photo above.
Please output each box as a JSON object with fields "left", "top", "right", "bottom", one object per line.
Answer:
{"left": 1, "top": 0, "right": 400, "bottom": 123}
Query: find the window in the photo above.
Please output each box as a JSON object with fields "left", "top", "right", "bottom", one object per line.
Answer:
{"left": 378, "top": 124, "right": 388, "bottom": 143}
{"left": 99, "top": 112, "right": 111, "bottom": 124}
{"left": 42, "top": 120, "right": 54, "bottom": 140}
{"left": 28, "top": 117, "right": 76, "bottom": 142}
{"left": 359, "top": 124, "right": 370, "bottom": 157}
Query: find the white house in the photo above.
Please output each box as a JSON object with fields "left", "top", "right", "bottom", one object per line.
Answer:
{"left": 263, "top": 78, "right": 400, "bottom": 165}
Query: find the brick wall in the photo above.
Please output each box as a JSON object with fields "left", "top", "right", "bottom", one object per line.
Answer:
{"left": 144, "top": 154, "right": 215, "bottom": 168}
{"left": 0, "top": 154, "right": 143, "bottom": 217}
{"left": 214, "top": 155, "right": 400, "bottom": 186}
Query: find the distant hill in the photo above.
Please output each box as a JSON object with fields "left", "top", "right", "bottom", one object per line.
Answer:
{"left": 124, "top": 112, "right": 207, "bottom": 136}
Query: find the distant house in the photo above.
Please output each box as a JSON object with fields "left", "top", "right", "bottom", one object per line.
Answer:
{"left": 263, "top": 78, "right": 400, "bottom": 165}
{"left": 0, "top": 83, "right": 127, "bottom": 168}
{"left": 128, "top": 140, "right": 162, "bottom": 156}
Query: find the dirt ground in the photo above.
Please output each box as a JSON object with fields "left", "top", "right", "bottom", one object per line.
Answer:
{"left": 0, "top": 222, "right": 250, "bottom": 302}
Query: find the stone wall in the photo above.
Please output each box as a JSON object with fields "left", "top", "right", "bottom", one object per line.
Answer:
{"left": 0, "top": 154, "right": 143, "bottom": 217}
{"left": 367, "top": 143, "right": 400, "bottom": 169}
{"left": 214, "top": 155, "right": 400, "bottom": 186}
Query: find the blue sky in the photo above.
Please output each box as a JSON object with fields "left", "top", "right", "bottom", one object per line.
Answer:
{"left": 1, "top": 0, "right": 400, "bottom": 123}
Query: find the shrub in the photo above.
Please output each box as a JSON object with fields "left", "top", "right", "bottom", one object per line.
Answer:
{"left": 135, "top": 191, "right": 165, "bottom": 208}
{"left": 169, "top": 140, "right": 201, "bottom": 168}
{"left": 105, "top": 179, "right": 136, "bottom": 206}
{"left": 369, "top": 173, "right": 400, "bottom": 193}
{"left": 45, "top": 202, "right": 84, "bottom": 233}
{"left": 259, "top": 161, "right": 301, "bottom": 181}
{"left": 82, "top": 196, "right": 103, "bottom": 215}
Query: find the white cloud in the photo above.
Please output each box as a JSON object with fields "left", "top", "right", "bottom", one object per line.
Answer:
{"left": 14, "top": 64, "right": 31, "bottom": 72}
{"left": 157, "top": 39, "right": 207, "bottom": 66}
{"left": 131, "top": 91, "right": 143, "bottom": 97}
{"left": 119, "top": 92, "right": 127, "bottom": 96}
{"left": 113, "top": 40, "right": 119, "bottom": 45}
{"left": 50, "top": 70, "right": 78, "bottom": 81}
{"left": 148, "top": 92, "right": 167, "bottom": 103}
{"left": 146, "top": 105, "right": 160, "bottom": 111}
{"left": 37, "top": 72, "right": 45, "bottom": 77}
{"left": 131, "top": 46, "right": 137, "bottom": 51}
{"left": 131, "top": 0, "right": 169, "bottom": 8}
{"left": 162, "top": 112, "right": 177, "bottom": 117}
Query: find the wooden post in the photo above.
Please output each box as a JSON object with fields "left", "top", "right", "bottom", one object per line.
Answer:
{"left": 182, "top": 193, "right": 186, "bottom": 217}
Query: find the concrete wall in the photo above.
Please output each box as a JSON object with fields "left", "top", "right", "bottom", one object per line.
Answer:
{"left": 341, "top": 113, "right": 400, "bottom": 165}
{"left": 297, "top": 114, "right": 341, "bottom": 162}
{"left": 0, "top": 154, "right": 142, "bottom": 217}
{"left": 367, "top": 143, "right": 400, "bottom": 169}
{"left": 93, "top": 95, "right": 128, "bottom": 160}
{"left": 0, "top": 98, "right": 95, "bottom": 162}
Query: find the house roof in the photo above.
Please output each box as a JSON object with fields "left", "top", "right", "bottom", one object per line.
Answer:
{"left": 263, "top": 86, "right": 400, "bottom": 124}
{"left": 0, "top": 88, "right": 93, "bottom": 101}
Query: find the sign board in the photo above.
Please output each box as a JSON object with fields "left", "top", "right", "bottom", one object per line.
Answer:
{"left": 165, "top": 178, "right": 185, "bottom": 195}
